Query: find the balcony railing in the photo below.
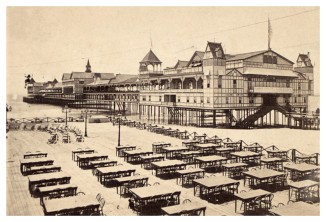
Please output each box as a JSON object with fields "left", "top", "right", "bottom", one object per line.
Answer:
{"left": 140, "top": 88, "right": 204, "bottom": 93}
{"left": 164, "top": 66, "right": 203, "bottom": 75}
{"left": 139, "top": 71, "right": 163, "bottom": 75}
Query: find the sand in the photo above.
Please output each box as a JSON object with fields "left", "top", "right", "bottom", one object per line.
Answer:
{"left": 6, "top": 121, "right": 318, "bottom": 216}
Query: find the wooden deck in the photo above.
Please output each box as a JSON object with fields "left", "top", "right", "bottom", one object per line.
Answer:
{"left": 6, "top": 122, "right": 295, "bottom": 216}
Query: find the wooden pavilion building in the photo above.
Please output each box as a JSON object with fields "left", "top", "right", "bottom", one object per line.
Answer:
{"left": 23, "top": 42, "right": 317, "bottom": 129}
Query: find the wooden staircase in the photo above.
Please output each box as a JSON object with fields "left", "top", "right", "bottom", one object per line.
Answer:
{"left": 235, "top": 105, "right": 289, "bottom": 128}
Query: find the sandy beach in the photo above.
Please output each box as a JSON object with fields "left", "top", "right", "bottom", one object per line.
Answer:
{"left": 6, "top": 119, "right": 319, "bottom": 216}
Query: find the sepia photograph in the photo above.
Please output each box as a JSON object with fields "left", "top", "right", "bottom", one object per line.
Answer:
{"left": 4, "top": 2, "right": 322, "bottom": 218}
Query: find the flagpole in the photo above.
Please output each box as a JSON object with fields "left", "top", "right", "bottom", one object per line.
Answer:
{"left": 268, "top": 16, "right": 272, "bottom": 50}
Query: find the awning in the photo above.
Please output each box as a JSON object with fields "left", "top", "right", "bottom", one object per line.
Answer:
{"left": 243, "top": 67, "right": 298, "bottom": 77}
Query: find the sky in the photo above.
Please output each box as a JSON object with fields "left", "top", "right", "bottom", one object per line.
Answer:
{"left": 6, "top": 6, "right": 320, "bottom": 96}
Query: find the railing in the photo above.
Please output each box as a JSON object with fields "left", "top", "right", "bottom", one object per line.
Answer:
{"left": 140, "top": 88, "right": 204, "bottom": 93}
{"left": 164, "top": 67, "right": 203, "bottom": 75}
{"left": 139, "top": 71, "right": 163, "bottom": 75}
{"left": 160, "top": 102, "right": 176, "bottom": 106}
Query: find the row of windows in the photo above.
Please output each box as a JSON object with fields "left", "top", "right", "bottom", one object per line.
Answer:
{"left": 85, "top": 94, "right": 139, "bottom": 100}
{"left": 263, "top": 55, "right": 277, "bottom": 64}
{"left": 141, "top": 94, "right": 308, "bottom": 105}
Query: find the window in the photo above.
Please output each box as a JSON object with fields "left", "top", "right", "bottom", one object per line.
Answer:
{"left": 218, "top": 76, "right": 222, "bottom": 88}
{"left": 249, "top": 97, "right": 254, "bottom": 104}
{"left": 79, "top": 81, "right": 84, "bottom": 84}
{"left": 273, "top": 57, "right": 277, "bottom": 64}
{"left": 207, "top": 97, "right": 210, "bottom": 103}
{"left": 298, "top": 82, "right": 301, "bottom": 90}
{"left": 263, "top": 55, "right": 277, "bottom": 64}
{"left": 226, "top": 97, "right": 229, "bottom": 104}
{"left": 186, "top": 97, "right": 189, "bottom": 103}
{"left": 149, "top": 96, "right": 151, "bottom": 101}
{"left": 239, "top": 97, "right": 242, "bottom": 104}
{"left": 294, "top": 97, "right": 297, "bottom": 103}
{"left": 177, "top": 97, "right": 180, "bottom": 102}
{"left": 207, "top": 79, "right": 210, "bottom": 88}
{"left": 308, "top": 80, "right": 312, "bottom": 90}
{"left": 200, "top": 97, "right": 204, "bottom": 103}
{"left": 194, "top": 97, "right": 197, "bottom": 103}
{"left": 247, "top": 77, "right": 253, "bottom": 90}
{"left": 233, "top": 80, "right": 237, "bottom": 88}
{"left": 142, "top": 96, "right": 146, "bottom": 101}
{"left": 159, "top": 96, "right": 162, "bottom": 102}
{"left": 286, "top": 80, "right": 290, "bottom": 88}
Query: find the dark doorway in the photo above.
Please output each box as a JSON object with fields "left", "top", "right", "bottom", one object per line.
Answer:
{"left": 164, "top": 94, "right": 176, "bottom": 102}
{"left": 262, "top": 95, "right": 277, "bottom": 106}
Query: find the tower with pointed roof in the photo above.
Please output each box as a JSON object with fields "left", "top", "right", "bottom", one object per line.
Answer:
{"left": 85, "top": 59, "right": 92, "bottom": 73}
{"left": 294, "top": 53, "right": 313, "bottom": 79}
{"left": 203, "top": 41, "right": 226, "bottom": 76}
{"left": 139, "top": 49, "right": 163, "bottom": 78}
{"left": 202, "top": 41, "right": 226, "bottom": 108}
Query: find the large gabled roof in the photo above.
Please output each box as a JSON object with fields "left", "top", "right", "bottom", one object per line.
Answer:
{"left": 226, "top": 49, "right": 294, "bottom": 64}
{"left": 119, "top": 76, "right": 139, "bottom": 84}
{"left": 70, "top": 72, "right": 93, "bottom": 79}
{"left": 226, "top": 50, "right": 268, "bottom": 61}
{"left": 187, "top": 51, "right": 205, "bottom": 67}
{"left": 174, "top": 60, "right": 188, "bottom": 69}
{"left": 62, "top": 73, "right": 71, "bottom": 81}
{"left": 93, "top": 73, "right": 115, "bottom": 80}
{"left": 109, "top": 74, "right": 138, "bottom": 84}
{"left": 140, "top": 49, "right": 162, "bottom": 64}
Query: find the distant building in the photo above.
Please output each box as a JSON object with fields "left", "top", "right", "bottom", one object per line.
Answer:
{"left": 23, "top": 42, "right": 316, "bottom": 128}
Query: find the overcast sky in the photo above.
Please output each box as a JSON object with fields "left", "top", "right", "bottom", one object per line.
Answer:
{"left": 6, "top": 6, "right": 320, "bottom": 96}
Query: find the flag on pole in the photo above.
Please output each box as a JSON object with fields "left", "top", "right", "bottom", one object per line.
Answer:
{"left": 268, "top": 17, "right": 272, "bottom": 50}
